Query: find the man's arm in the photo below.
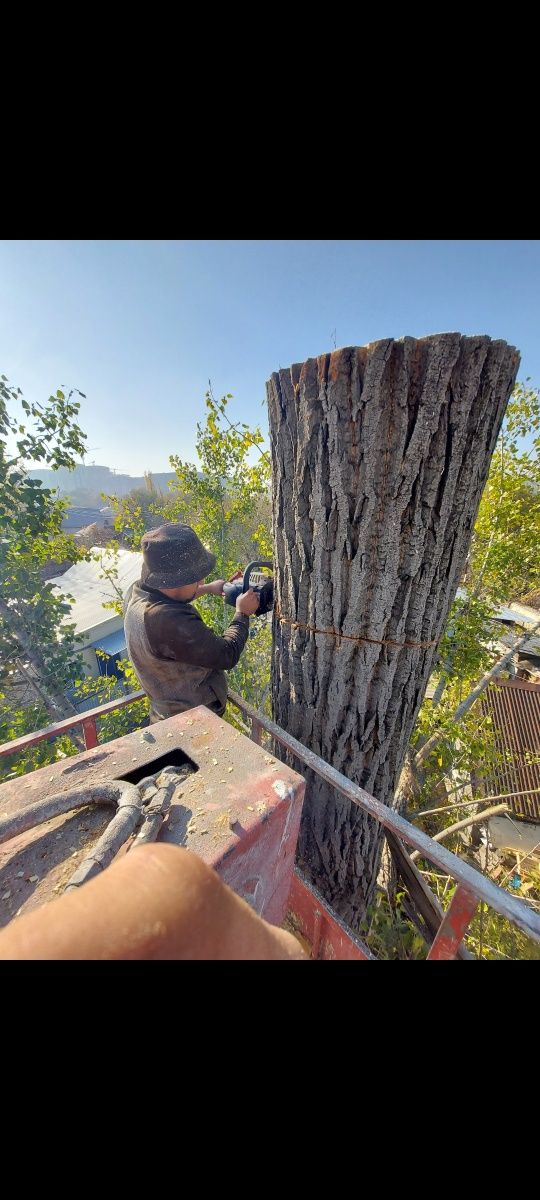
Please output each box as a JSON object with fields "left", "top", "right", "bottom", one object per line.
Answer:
{"left": 145, "top": 592, "right": 258, "bottom": 671}
{"left": 195, "top": 580, "right": 225, "bottom": 597}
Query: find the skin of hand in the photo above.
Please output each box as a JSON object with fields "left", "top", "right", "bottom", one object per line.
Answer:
{"left": 0, "top": 843, "right": 307, "bottom": 960}
{"left": 236, "top": 587, "right": 260, "bottom": 617}
{"left": 196, "top": 579, "right": 225, "bottom": 597}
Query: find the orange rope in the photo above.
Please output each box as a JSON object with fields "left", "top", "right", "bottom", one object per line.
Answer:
{"left": 273, "top": 607, "right": 438, "bottom": 650}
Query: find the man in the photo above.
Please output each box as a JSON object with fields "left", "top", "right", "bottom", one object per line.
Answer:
{"left": 124, "top": 523, "right": 259, "bottom": 722}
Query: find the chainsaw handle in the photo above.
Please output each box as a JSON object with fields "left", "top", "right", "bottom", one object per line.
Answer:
{"left": 242, "top": 560, "right": 273, "bottom": 592}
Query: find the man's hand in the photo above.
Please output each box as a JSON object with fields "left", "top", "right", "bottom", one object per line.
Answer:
{"left": 0, "top": 844, "right": 307, "bottom": 960}
{"left": 236, "top": 587, "right": 260, "bottom": 617}
{"left": 197, "top": 579, "right": 225, "bottom": 597}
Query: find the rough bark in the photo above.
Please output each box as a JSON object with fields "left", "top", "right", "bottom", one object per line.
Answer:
{"left": 266, "top": 334, "right": 520, "bottom": 924}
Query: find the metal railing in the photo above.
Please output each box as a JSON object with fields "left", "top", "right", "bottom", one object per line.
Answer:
{"left": 0, "top": 691, "right": 145, "bottom": 758}
{"left": 226, "top": 691, "right": 540, "bottom": 956}
{"left": 1, "top": 686, "right": 539, "bottom": 957}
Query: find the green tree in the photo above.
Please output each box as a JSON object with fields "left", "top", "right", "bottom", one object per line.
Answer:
{"left": 109, "top": 390, "right": 273, "bottom": 711}
{"left": 414, "top": 381, "right": 540, "bottom": 742}
{"left": 393, "top": 381, "right": 540, "bottom": 959}
{"left": 0, "top": 375, "right": 88, "bottom": 780}
{"left": 467, "top": 379, "right": 540, "bottom": 604}
{"left": 166, "top": 391, "right": 271, "bottom": 590}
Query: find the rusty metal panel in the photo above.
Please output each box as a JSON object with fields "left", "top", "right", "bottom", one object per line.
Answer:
{"left": 427, "top": 885, "right": 478, "bottom": 960}
{"left": 479, "top": 679, "right": 540, "bottom": 820}
{"left": 0, "top": 706, "right": 305, "bottom": 932}
{"left": 286, "top": 869, "right": 374, "bottom": 960}
{"left": 82, "top": 717, "right": 99, "bottom": 751}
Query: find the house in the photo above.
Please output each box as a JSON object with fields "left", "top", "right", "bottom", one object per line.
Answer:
{"left": 61, "top": 507, "right": 114, "bottom": 534}
{"left": 490, "top": 598, "right": 540, "bottom": 681}
{"left": 49, "top": 547, "right": 142, "bottom": 680}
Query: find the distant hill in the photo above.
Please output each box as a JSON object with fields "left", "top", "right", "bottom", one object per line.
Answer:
{"left": 29, "top": 464, "right": 177, "bottom": 506}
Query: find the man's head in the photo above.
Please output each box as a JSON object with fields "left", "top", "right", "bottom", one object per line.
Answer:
{"left": 141, "top": 524, "right": 216, "bottom": 599}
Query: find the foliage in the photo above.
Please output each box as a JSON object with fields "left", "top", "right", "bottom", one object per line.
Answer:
{"left": 0, "top": 700, "right": 79, "bottom": 784}
{"left": 166, "top": 390, "right": 271, "bottom": 590}
{"left": 0, "top": 374, "right": 90, "bottom": 778}
{"left": 0, "top": 376, "right": 88, "bottom": 678}
{"left": 416, "top": 381, "right": 540, "bottom": 755}
{"left": 396, "top": 381, "right": 540, "bottom": 959}
{"left": 73, "top": 656, "right": 149, "bottom": 741}
{"left": 466, "top": 898, "right": 540, "bottom": 960}
{"left": 363, "top": 876, "right": 540, "bottom": 960}
{"left": 106, "top": 490, "right": 156, "bottom": 550}
{"left": 362, "top": 891, "right": 427, "bottom": 959}
{"left": 467, "top": 380, "right": 540, "bottom": 605}
{"left": 107, "top": 390, "right": 273, "bottom": 711}
{"left": 90, "top": 546, "right": 126, "bottom": 618}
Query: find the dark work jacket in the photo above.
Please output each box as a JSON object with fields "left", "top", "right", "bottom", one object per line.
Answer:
{"left": 123, "top": 581, "right": 249, "bottom": 721}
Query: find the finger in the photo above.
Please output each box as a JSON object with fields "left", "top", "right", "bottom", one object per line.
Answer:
{"left": 0, "top": 844, "right": 306, "bottom": 960}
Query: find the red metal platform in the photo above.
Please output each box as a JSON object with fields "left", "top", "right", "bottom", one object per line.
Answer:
{"left": 0, "top": 706, "right": 305, "bottom": 930}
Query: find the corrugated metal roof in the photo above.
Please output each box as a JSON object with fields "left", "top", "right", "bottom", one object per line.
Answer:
{"left": 49, "top": 548, "right": 142, "bottom": 637}
{"left": 491, "top": 602, "right": 540, "bottom": 656}
{"left": 494, "top": 628, "right": 540, "bottom": 657}
{"left": 477, "top": 679, "right": 540, "bottom": 821}
{"left": 61, "top": 508, "right": 112, "bottom": 531}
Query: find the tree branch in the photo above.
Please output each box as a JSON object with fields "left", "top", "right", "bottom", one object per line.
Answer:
{"left": 409, "top": 803, "right": 509, "bottom": 862}
{"left": 414, "top": 617, "right": 540, "bottom": 768}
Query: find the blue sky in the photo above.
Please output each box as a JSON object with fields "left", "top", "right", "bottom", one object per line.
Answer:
{"left": 1, "top": 240, "right": 538, "bottom": 475}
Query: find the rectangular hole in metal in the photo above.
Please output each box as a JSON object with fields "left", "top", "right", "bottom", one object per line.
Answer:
{"left": 117, "top": 748, "right": 198, "bottom": 785}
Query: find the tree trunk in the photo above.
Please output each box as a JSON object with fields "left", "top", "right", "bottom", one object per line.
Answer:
{"left": 266, "top": 334, "right": 520, "bottom": 925}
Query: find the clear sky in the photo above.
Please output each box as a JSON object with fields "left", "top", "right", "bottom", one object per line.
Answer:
{"left": 1, "top": 240, "right": 538, "bottom": 475}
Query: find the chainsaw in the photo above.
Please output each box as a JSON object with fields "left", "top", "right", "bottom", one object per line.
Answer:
{"left": 223, "top": 560, "right": 274, "bottom": 615}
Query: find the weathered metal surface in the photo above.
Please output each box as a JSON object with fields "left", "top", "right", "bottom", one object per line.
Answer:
{"left": 0, "top": 706, "right": 305, "bottom": 930}
{"left": 386, "top": 829, "right": 473, "bottom": 961}
{"left": 228, "top": 690, "right": 540, "bottom": 945}
{"left": 82, "top": 717, "right": 99, "bottom": 751}
{"left": 427, "top": 885, "right": 479, "bottom": 961}
{"left": 286, "top": 870, "right": 374, "bottom": 960}
{"left": 479, "top": 679, "right": 540, "bottom": 820}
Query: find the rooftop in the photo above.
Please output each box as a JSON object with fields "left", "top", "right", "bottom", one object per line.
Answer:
{"left": 49, "top": 548, "right": 142, "bottom": 638}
